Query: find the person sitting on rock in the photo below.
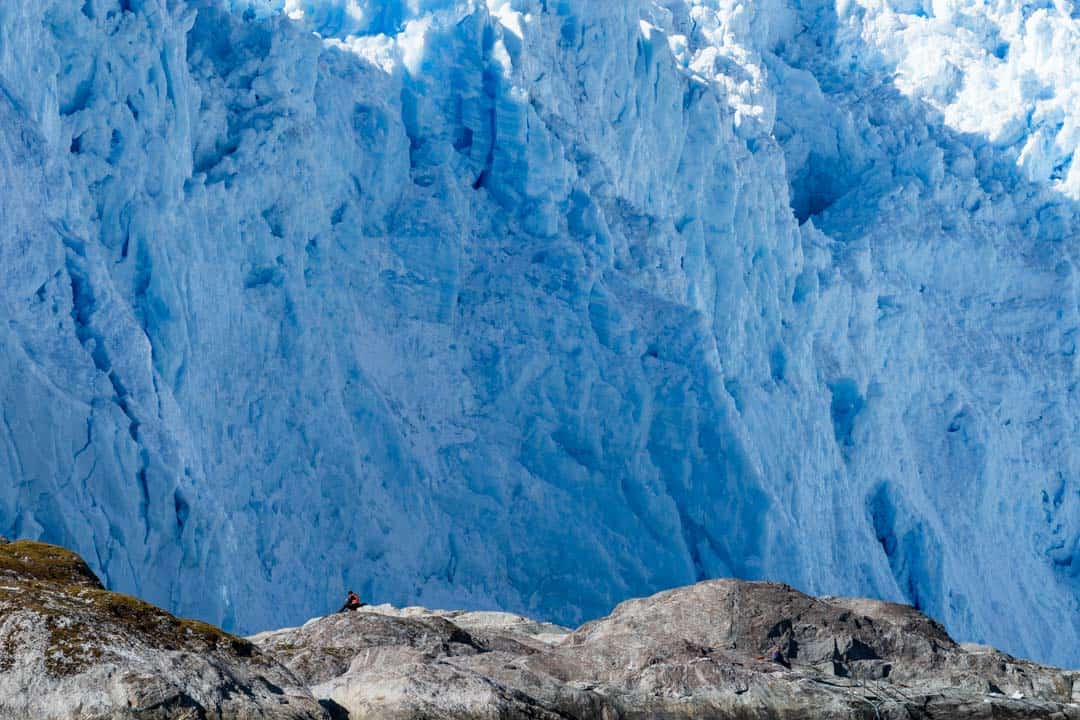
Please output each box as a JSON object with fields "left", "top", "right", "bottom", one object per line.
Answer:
{"left": 339, "top": 590, "right": 363, "bottom": 612}
{"left": 770, "top": 643, "right": 791, "bottom": 669}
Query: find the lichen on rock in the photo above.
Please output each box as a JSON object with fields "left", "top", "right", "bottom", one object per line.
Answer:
{"left": 0, "top": 541, "right": 326, "bottom": 720}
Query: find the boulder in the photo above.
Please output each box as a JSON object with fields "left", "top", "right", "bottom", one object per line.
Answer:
{"left": 3, "top": 541, "right": 1076, "bottom": 720}
{"left": 0, "top": 541, "right": 326, "bottom": 720}
{"left": 254, "top": 580, "right": 1080, "bottom": 720}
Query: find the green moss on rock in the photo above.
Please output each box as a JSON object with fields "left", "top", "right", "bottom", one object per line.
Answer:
{"left": 0, "top": 540, "right": 259, "bottom": 677}
{"left": 0, "top": 541, "right": 103, "bottom": 589}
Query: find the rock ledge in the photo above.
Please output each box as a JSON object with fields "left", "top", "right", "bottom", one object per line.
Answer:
{"left": 2, "top": 542, "right": 1077, "bottom": 719}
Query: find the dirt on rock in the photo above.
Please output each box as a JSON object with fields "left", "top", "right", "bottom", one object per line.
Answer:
{"left": 0, "top": 541, "right": 327, "bottom": 720}
{"left": 2, "top": 541, "right": 1077, "bottom": 720}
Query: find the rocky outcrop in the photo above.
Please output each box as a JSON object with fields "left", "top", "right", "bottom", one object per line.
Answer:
{"left": 254, "top": 581, "right": 1080, "bottom": 720}
{"left": 2, "top": 540, "right": 1077, "bottom": 719}
{"left": 0, "top": 540, "right": 327, "bottom": 719}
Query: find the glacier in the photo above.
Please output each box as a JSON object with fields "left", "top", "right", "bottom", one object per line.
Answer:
{"left": 0, "top": 0, "right": 1077, "bottom": 667}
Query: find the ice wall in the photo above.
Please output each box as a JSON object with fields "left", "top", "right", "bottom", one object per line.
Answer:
{"left": 0, "top": 0, "right": 1076, "bottom": 666}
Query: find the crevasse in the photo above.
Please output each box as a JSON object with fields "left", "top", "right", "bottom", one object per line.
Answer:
{"left": 0, "top": 0, "right": 1076, "bottom": 666}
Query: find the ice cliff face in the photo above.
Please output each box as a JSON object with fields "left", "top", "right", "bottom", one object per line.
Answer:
{"left": 0, "top": 0, "right": 1077, "bottom": 666}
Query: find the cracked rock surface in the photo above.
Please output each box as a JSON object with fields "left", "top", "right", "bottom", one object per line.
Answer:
{"left": 2, "top": 540, "right": 1077, "bottom": 719}
{"left": 0, "top": 540, "right": 327, "bottom": 720}
{"left": 253, "top": 580, "right": 1080, "bottom": 720}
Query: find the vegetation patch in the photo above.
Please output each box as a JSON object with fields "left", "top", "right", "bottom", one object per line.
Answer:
{"left": 0, "top": 540, "right": 260, "bottom": 677}
{"left": 44, "top": 617, "right": 103, "bottom": 676}
{"left": 0, "top": 541, "right": 102, "bottom": 588}
{"left": 0, "top": 628, "right": 17, "bottom": 672}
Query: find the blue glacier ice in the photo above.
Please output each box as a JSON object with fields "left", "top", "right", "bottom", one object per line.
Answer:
{"left": 0, "top": 0, "right": 1077, "bottom": 667}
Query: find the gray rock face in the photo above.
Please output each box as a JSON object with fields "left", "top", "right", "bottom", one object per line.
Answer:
{"left": 2, "top": 542, "right": 1077, "bottom": 719}
{"left": 253, "top": 581, "right": 1080, "bottom": 720}
{"left": 0, "top": 541, "right": 327, "bottom": 720}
